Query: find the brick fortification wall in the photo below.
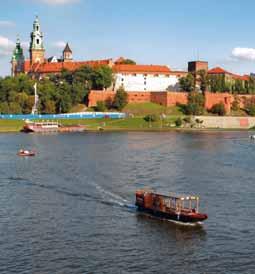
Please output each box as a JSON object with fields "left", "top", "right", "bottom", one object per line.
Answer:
{"left": 88, "top": 90, "right": 188, "bottom": 107}
{"left": 88, "top": 90, "right": 255, "bottom": 114}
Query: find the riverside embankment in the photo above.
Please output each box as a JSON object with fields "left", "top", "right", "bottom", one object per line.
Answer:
{"left": 1, "top": 116, "right": 255, "bottom": 133}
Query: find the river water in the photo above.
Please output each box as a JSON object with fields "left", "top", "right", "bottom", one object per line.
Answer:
{"left": 0, "top": 131, "right": 254, "bottom": 274}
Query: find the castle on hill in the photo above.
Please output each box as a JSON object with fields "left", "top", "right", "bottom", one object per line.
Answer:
{"left": 11, "top": 16, "right": 249, "bottom": 96}
{"left": 11, "top": 16, "right": 189, "bottom": 92}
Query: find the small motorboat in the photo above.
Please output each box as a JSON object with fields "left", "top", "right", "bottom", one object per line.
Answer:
{"left": 17, "top": 149, "right": 36, "bottom": 157}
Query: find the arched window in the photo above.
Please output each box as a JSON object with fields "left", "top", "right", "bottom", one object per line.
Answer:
{"left": 37, "top": 39, "right": 40, "bottom": 45}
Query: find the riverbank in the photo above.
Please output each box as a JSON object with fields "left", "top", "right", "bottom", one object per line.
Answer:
{"left": 0, "top": 117, "right": 254, "bottom": 133}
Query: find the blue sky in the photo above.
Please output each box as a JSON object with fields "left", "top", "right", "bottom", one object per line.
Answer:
{"left": 0, "top": 0, "right": 255, "bottom": 76}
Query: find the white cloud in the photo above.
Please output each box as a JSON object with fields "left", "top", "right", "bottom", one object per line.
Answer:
{"left": 0, "top": 21, "right": 15, "bottom": 27}
{"left": 0, "top": 36, "right": 15, "bottom": 55}
{"left": 52, "top": 41, "right": 66, "bottom": 49}
{"left": 232, "top": 47, "right": 255, "bottom": 61}
{"left": 35, "top": 0, "right": 79, "bottom": 5}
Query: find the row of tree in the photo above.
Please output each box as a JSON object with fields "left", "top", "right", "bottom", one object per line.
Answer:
{"left": 179, "top": 71, "right": 255, "bottom": 94}
{"left": 0, "top": 65, "right": 113, "bottom": 114}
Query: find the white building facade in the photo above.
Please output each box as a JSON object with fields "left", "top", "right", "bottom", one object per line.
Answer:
{"left": 113, "top": 64, "right": 184, "bottom": 92}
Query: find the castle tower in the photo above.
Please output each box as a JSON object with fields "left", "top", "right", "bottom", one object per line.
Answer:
{"left": 11, "top": 37, "right": 25, "bottom": 76}
{"left": 29, "top": 16, "right": 45, "bottom": 64}
{"left": 63, "top": 43, "right": 73, "bottom": 62}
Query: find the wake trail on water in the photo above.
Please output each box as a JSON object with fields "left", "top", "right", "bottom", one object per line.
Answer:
{"left": 5, "top": 176, "right": 137, "bottom": 210}
{"left": 92, "top": 181, "right": 136, "bottom": 210}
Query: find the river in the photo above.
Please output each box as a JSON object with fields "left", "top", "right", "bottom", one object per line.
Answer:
{"left": 0, "top": 131, "right": 254, "bottom": 274}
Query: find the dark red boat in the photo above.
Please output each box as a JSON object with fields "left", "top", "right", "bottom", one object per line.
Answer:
{"left": 17, "top": 149, "right": 36, "bottom": 157}
{"left": 136, "top": 189, "right": 208, "bottom": 223}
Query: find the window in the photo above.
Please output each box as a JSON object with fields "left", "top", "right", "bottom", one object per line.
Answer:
{"left": 132, "top": 73, "right": 137, "bottom": 76}
{"left": 121, "top": 78, "right": 124, "bottom": 82}
{"left": 144, "top": 81, "right": 146, "bottom": 85}
{"left": 36, "top": 26, "right": 39, "bottom": 31}
{"left": 36, "top": 39, "right": 40, "bottom": 45}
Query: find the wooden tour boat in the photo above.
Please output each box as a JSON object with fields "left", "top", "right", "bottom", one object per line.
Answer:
{"left": 17, "top": 149, "right": 36, "bottom": 157}
{"left": 136, "top": 189, "right": 208, "bottom": 223}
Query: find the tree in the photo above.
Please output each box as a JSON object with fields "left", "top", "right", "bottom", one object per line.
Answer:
{"left": 197, "top": 70, "right": 208, "bottom": 93}
{"left": 112, "top": 87, "right": 128, "bottom": 111}
{"left": 179, "top": 73, "right": 195, "bottom": 92}
{"left": 44, "top": 100, "right": 56, "bottom": 114}
{"left": 0, "top": 102, "right": 9, "bottom": 114}
{"left": 210, "top": 103, "right": 226, "bottom": 116}
{"left": 9, "top": 102, "right": 22, "bottom": 114}
{"left": 185, "top": 92, "right": 205, "bottom": 115}
{"left": 92, "top": 66, "right": 113, "bottom": 90}
{"left": 120, "top": 59, "right": 136, "bottom": 65}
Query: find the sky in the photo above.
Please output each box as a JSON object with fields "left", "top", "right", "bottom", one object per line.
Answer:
{"left": 1, "top": 0, "right": 255, "bottom": 76}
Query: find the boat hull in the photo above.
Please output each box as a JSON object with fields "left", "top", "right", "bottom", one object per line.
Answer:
{"left": 18, "top": 152, "right": 35, "bottom": 157}
{"left": 136, "top": 206, "right": 208, "bottom": 223}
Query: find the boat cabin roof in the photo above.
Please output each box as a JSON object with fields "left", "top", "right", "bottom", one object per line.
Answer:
{"left": 137, "top": 189, "right": 199, "bottom": 201}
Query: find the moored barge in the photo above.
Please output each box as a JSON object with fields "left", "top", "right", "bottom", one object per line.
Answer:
{"left": 136, "top": 189, "right": 208, "bottom": 223}
{"left": 23, "top": 120, "right": 86, "bottom": 133}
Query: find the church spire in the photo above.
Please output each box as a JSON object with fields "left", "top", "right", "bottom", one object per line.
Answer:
{"left": 29, "top": 16, "right": 45, "bottom": 64}
{"left": 11, "top": 36, "right": 25, "bottom": 76}
{"left": 63, "top": 42, "right": 73, "bottom": 62}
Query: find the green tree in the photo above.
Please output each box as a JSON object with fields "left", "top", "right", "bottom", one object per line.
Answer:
{"left": 44, "top": 100, "right": 56, "bottom": 114}
{"left": 0, "top": 102, "right": 9, "bottom": 114}
{"left": 179, "top": 73, "right": 195, "bottom": 92}
{"left": 9, "top": 102, "right": 22, "bottom": 114}
{"left": 112, "top": 87, "right": 128, "bottom": 111}
{"left": 197, "top": 70, "right": 208, "bottom": 93}
{"left": 92, "top": 66, "right": 113, "bottom": 90}
{"left": 185, "top": 92, "right": 205, "bottom": 115}
{"left": 120, "top": 59, "right": 136, "bottom": 65}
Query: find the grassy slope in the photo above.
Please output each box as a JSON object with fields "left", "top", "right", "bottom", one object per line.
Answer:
{"left": 0, "top": 103, "right": 185, "bottom": 132}
{"left": 123, "top": 102, "right": 183, "bottom": 116}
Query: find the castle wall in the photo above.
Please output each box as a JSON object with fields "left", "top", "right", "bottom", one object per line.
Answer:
{"left": 88, "top": 90, "right": 255, "bottom": 114}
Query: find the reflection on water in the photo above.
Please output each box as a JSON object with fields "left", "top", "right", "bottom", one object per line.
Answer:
{"left": 0, "top": 131, "right": 255, "bottom": 274}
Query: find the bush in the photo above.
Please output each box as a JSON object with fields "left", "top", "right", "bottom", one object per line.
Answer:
{"left": 95, "top": 101, "right": 107, "bottom": 112}
{"left": 144, "top": 114, "right": 160, "bottom": 122}
{"left": 246, "top": 105, "right": 255, "bottom": 116}
{"left": 244, "top": 97, "right": 255, "bottom": 116}
{"left": 183, "top": 116, "right": 191, "bottom": 124}
{"left": 210, "top": 103, "right": 226, "bottom": 116}
{"left": 112, "top": 87, "right": 128, "bottom": 111}
{"left": 175, "top": 117, "right": 182, "bottom": 127}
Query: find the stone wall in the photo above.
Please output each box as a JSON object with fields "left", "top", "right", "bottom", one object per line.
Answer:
{"left": 88, "top": 90, "right": 188, "bottom": 107}
{"left": 195, "top": 116, "right": 255, "bottom": 129}
{"left": 88, "top": 90, "right": 255, "bottom": 114}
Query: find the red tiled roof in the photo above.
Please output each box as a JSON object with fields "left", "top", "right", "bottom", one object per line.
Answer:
{"left": 24, "top": 59, "right": 113, "bottom": 74}
{"left": 208, "top": 67, "right": 249, "bottom": 81}
{"left": 113, "top": 64, "right": 171, "bottom": 74}
{"left": 208, "top": 67, "right": 227, "bottom": 74}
